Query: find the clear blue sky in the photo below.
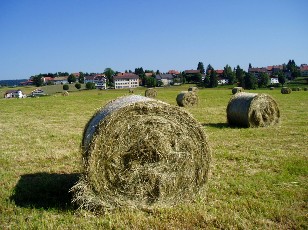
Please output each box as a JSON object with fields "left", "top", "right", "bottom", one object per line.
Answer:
{"left": 0, "top": 0, "right": 307, "bottom": 80}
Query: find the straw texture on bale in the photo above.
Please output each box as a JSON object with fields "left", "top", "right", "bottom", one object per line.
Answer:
{"left": 232, "top": 87, "right": 243, "bottom": 94}
{"left": 281, "top": 87, "right": 291, "bottom": 94}
{"left": 226, "top": 92, "right": 280, "bottom": 128}
{"left": 71, "top": 95, "right": 211, "bottom": 212}
{"left": 176, "top": 91, "right": 199, "bottom": 107}
{"left": 188, "top": 86, "right": 199, "bottom": 93}
{"left": 145, "top": 88, "right": 157, "bottom": 98}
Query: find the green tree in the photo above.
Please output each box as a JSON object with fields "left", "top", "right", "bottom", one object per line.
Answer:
{"left": 63, "top": 84, "right": 69, "bottom": 90}
{"left": 244, "top": 73, "right": 257, "bottom": 89}
{"left": 67, "top": 74, "right": 76, "bottom": 84}
{"left": 258, "top": 72, "right": 269, "bottom": 88}
{"left": 278, "top": 71, "right": 286, "bottom": 86}
{"left": 134, "top": 67, "right": 144, "bottom": 75}
{"left": 206, "top": 64, "right": 214, "bottom": 75}
{"left": 32, "top": 75, "right": 44, "bottom": 87}
{"left": 78, "top": 72, "right": 84, "bottom": 83}
{"left": 104, "top": 68, "right": 115, "bottom": 86}
{"left": 85, "top": 82, "right": 96, "bottom": 89}
{"left": 191, "top": 73, "right": 202, "bottom": 83}
{"left": 75, "top": 82, "right": 81, "bottom": 90}
{"left": 209, "top": 69, "right": 218, "bottom": 88}
{"left": 203, "top": 75, "right": 210, "bottom": 87}
{"left": 223, "top": 65, "right": 236, "bottom": 85}
{"left": 197, "top": 62, "right": 205, "bottom": 74}
{"left": 235, "top": 65, "right": 245, "bottom": 87}
{"left": 145, "top": 76, "right": 156, "bottom": 87}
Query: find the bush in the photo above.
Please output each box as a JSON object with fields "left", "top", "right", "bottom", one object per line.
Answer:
{"left": 63, "top": 84, "right": 69, "bottom": 91}
{"left": 75, "top": 83, "right": 81, "bottom": 90}
{"left": 86, "top": 82, "right": 96, "bottom": 90}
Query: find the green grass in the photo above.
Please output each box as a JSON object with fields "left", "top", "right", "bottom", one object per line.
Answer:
{"left": 0, "top": 85, "right": 307, "bottom": 229}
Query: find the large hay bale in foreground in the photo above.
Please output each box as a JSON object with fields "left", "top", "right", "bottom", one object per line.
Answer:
{"left": 71, "top": 95, "right": 211, "bottom": 212}
{"left": 281, "top": 87, "right": 291, "bottom": 94}
{"left": 232, "top": 87, "right": 243, "bottom": 94}
{"left": 145, "top": 88, "right": 157, "bottom": 98}
{"left": 226, "top": 92, "right": 280, "bottom": 128}
{"left": 188, "top": 86, "right": 198, "bottom": 93}
{"left": 176, "top": 91, "right": 199, "bottom": 107}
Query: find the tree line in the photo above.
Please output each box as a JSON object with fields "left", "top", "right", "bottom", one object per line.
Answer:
{"left": 28, "top": 59, "right": 302, "bottom": 89}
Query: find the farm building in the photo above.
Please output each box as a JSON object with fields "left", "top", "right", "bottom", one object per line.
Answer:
{"left": 113, "top": 73, "right": 139, "bottom": 89}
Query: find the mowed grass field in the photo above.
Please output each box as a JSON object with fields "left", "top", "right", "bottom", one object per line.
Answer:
{"left": 0, "top": 85, "right": 307, "bottom": 229}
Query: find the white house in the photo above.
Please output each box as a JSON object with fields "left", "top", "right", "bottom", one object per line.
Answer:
{"left": 155, "top": 74, "right": 174, "bottom": 86}
{"left": 113, "top": 73, "right": 139, "bottom": 89}
{"left": 270, "top": 77, "right": 279, "bottom": 84}
{"left": 4, "top": 89, "right": 26, "bottom": 98}
{"left": 84, "top": 75, "right": 107, "bottom": 89}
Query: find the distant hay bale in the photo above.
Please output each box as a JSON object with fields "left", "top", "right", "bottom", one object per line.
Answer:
{"left": 188, "top": 87, "right": 198, "bottom": 93}
{"left": 226, "top": 92, "right": 280, "bottom": 128}
{"left": 71, "top": 95, "right": 211, "bottom": 213}
{"left": 62, "top": 91, "right": 69, "bottom": 96}
{"left": 145, "top": 88, "right": 157, "bottom": 98}
{"left": 176, "top": 91, "right": 199, "bottom": 107}
{"left": 304, "top": 87, "right": 308, "bottom": 91}
{"left": 292, "top": 87, "right": 301, "bottom": 91}
{"left": 129, "top": 88, "right": 134, "bottom": 93}
{"left": 281, "top": 87, "right": 291, "bottom": 94}
{"left": 232, "top": 87, "right": 243, "bottom": 94}
{"left": 270, "top": 87, "right": 274, "bottom": 90}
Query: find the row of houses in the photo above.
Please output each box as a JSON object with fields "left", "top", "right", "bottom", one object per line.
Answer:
{"left": 17, "top": 63, "right": 308, "bottom": 90}
{"left": 3, "top": 88, "right": 45, "bottom": 98}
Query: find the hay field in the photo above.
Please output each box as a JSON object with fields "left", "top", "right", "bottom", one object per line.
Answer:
{"left": 0, "top": 85, "right": 307, "bottom": 229}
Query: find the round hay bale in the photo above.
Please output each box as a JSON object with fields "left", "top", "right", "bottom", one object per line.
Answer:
{"left": 188, "top": 86, "right": 198, "bottom": 93}
{"left": 71, "top": 95, "right": 211, "bottom": 212}
{"left": 270, "top": 87, "right": 274, "bottom": 90}
{"left": 62, "top": 91, "right": 69, "bottom": 96}
{"left": 176, "top": 91, "right": 199, "bottom": 107}
{"left": 145, "top": 88, "right": 157, "bottom": 98}
{"left": 232, "top": 87, "right": 243, "bottom": 94}
{"left": 226, "top": 92, "right": 280, "bottom": 128}
{"left": 128, "top": 88, "right": 134, "bottom": 93}
{"left": 304, "top": 87, "right": 308, "bottom": 91}
{"left": 291, "top": 87, "right": 301, "bottom": 91}
{"left": 281, "top": 87, "right": 291, "bottom": 94}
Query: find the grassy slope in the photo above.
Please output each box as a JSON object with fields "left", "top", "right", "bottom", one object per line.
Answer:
{"left": 0, "top": 85, "right": 307, "bottom": 229}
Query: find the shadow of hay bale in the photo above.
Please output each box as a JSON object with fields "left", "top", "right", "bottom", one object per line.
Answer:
{"left": 202, "top": 122, "right": 230, "bottom": 129}
{"left": 10, "top": 172, "right": 79, "bottom": 210}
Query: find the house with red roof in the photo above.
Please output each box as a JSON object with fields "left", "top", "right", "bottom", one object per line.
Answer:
{"left": 84, "top": 74, "right": 107, "bottom": 89}
{"left": 300, "top": 64, "right": 308, "bottom": 76}
{"left": 113, "top": 73, "right": 139, "bottom": 89}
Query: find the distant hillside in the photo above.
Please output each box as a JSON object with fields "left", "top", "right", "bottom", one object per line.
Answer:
{"left": 0, "top": 79, "right": 27, "bottom": 87}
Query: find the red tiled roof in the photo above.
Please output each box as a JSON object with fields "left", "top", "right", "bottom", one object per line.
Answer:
{"left": 216, "top": 70, "right": 224, "bottom": 74}
{"left": 184, "top": 70, "right": 200, "bottom": 74}
{"left": 114, "top": 73, "right": 139, "bottom": 79}
{"left": 168, "top": 70, "right": 180, "bottom": 74}
{"left": 300, "top": 66, "right": 308, "bottom": 71}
